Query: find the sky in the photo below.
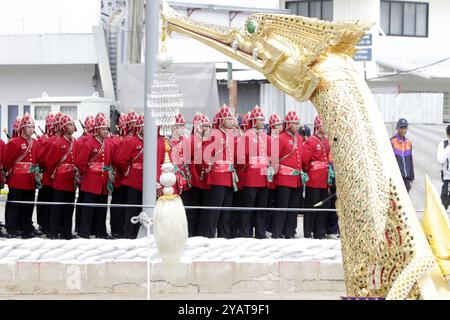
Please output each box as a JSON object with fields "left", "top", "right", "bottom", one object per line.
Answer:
{"left": 0, "top": 0, "right": 101, "bottom": 34}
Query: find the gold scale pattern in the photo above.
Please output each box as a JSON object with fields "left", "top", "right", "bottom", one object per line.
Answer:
{"left": 310, "top": 57, "right": 419, "bottom": 298}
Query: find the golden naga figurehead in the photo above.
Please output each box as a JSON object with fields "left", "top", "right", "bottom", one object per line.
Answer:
{"left": 162, "top": 0, "right": 372, "bottom": 102}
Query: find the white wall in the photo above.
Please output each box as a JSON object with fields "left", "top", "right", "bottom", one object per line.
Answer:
{"left": 0, "top": 0, "right": 100, "bottom": 34}
{"left": 0, "top": 64, "right": 96, "bottom": 140}
{"left": 0, "top": 34, "right": 97, "bottom": 65}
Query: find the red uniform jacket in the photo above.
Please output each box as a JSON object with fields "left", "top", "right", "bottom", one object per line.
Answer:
{"left": 267, "top": 135, "right": 278, "bottom": 190}
{"left": 75, "top": 135, "right": 112, "bottom": 195}
{"left": 303, "top": 134, "right": 331, "bottom": 189}
{"left": 189, "top": 133, "right": 210, "bottom": 190}
{"left": 0, "top": 139, "right": 5, "bottom": 187}
{"left": 235, "top": 132, "right": 246, "bottom": 190}
{"left": 274, "top": 131, "right": 304, "bottom": 188}
{"left": 242, "top": 129, "right": 270, "bottom": 188}
{"left": 38, "top": 134, "right": 58, "bottom": 187}
{"left": 77, "top": 133, "right": 92, "bottom": 145}
{"left": 111, "top": 135, "right": 127, "bottom": 189}
{"left": 3, "top": 136, "right": 39, "bottom": 190}
{"left": 45, "top": 135, "right": 80, "bottom": 192}
{"left": 116, "top": 135, "right": 143, "bottom": 192}
{"left": 204, "top": 128, "right": 237, "bottom": 188}
{"left": 157, "top": 136, "right": 191, "bottom": 195}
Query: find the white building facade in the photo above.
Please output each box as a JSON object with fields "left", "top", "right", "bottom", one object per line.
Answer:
{"left": 0, "top": 0, "right": 115, "bottom": 140}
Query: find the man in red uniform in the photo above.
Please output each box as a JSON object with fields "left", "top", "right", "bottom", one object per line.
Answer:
{"left": 184, "top": 112, "right": 211, "bottom": 237}
{"left": 109, "top": 113, "right": 128, "bottom": 238}
{"left": 273, "top": 111, "right": 306, "bottom": 239}
{"left": 303, "top": 115, "right": 332, "bottom": 239}
{"left": 157, "top": 113, "right": 190, "bottom": 196}
{"left": 74, "top": 115, "right": 95, "bottom": 235}
{"left": 116, "top": 114, "right": 144, "bottom": 239}
{"left": 266, "top": 113, "right": 283, "bottom": 234}
{"left": 3, "top": 113, "right": 40, "bottom": 238}
{"left": 231, "top": 112, "right": 251, "bottom": 238}
{"left": 240, "top": 105, "right": 271, "bottom": 238}
{"left": 198, "top": 105, "right": 237, "bottom": 238}
{"left": 36, "top": 113, "right": 56, "bottom": 236}
{"left": 75, "top": 112, "right": 113, "bottom": 239}
{"left": 46, "top": 114, "right": 79, "bottom": 239}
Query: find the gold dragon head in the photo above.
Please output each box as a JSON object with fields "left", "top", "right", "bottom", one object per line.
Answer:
{"left": 161, "top": 1, "right": 373, "bottom": 101}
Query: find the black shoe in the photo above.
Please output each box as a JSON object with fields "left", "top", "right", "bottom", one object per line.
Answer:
{"left": 6, "top": 233, "right": 19, "bottom": 239}
{"left": 96, "top": 234, "right": 113, "bottom": 240}
{"left": 21, "top": 233, "right": 34, "bottom": 239}
{"left": 33, "top": 229, "right": 44, "bottom": 236}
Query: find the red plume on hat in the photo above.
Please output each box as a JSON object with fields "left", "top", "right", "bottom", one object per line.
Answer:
{"left": 12, "top": 116, "right": 22, "bottom": 138}
{"left": 313, "top": 115, "right": 323, "bottom": 135}
{"left": 240, "top": 112, "right": 251, "bottom": 131}
{"left": 20, "top": 112, "right": 35, "bottom": 129}
{"left": 192, "top": 112, "right": 210, "bottom": 133}
{"left": 60, "top": 114, "right": 76, "bottom": 134}
{"left": 45, "top": 113, "right": 56, "bottom": 136}
{"left": 249, "top": 105, "right": 265, "bottom": 128}
{"left": 94, "top": 112, "right": 109, "bottom": 135}
{"left": 284, "top": 110, "right": 300, "bottom": 130}
{"left": 268, "top": 113, "right": 282, "bottom": 135}
{"left": 175, "top": 113, "right": 186, "bottom": 125}
{"left": 117, "top": 113, "right": 128, "bottom": 136}
{"left": 84, "top": 115, "right": 95, "bottom": 134}
{"left": 135, "top": 114, "right": 144, "bottom": 136}
{"left": 54, "top": 111, "right": 63, "bottom": 132}
{"left": 216, "top": 105, "right": 234, "bottom": 128}
{"left": 126, "top": 110, "right": 138, "bottom": 134}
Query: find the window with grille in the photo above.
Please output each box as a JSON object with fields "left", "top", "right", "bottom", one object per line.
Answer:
{"left": 380, "top": 1, "right": 428, "bottom": 37}
{"left": 286, "top": 0, "right": 333, "bottom": 21}
{"left": 35, "top": 106, "right": 51, "bottom": 121}
{"left": 60, "top": 105, "right": 78, "bottom": 120}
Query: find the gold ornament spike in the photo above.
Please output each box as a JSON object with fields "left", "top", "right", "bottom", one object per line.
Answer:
{"left": 422, "top": 175, "right": 450, "bottom": 281}
{"left": 161, "top": 0, "right": 450, "bottom": 299}
{"left": 164, "top": 138, "right": 171, "bottom": 164}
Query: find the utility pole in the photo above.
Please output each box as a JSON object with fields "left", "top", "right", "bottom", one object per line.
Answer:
{"left": 142, "top": 0, "right": 159, "bottom": 228}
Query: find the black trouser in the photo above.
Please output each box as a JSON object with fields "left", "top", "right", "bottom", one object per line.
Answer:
{"left": 241, "top": 187, "right": 268, "bottom": 238}
{"left": 181, "top": 187, "right": 203, "bottom": 237}
{"left": 231, "top": 189, "right": 245, "bottom": 238}
{"left": 326, "top": 185, "right": 339, "bottom": 235}
{"left": 74, "top": 190, "right": 84, "bottom": 234}
{"left": 198, "top": 185, "right": 233, "bottom": 238}
{"left": 79, "top": 192, "right": 108, "bottom": 238}
{"left": 273, "top": 186, "right": 302, "bottom": 239}
{"left": 49, "top": 189, "right": 75, "bottom": 239}
{"left": 403, "top": 178, "right": 411, "bottom": 193}
{"left": 304, "top": 187, "right": 329, "bottom": 239}
{"left": 266, "top": 189, "right": 276, "bottom": 233}
{"left": 6, "top": 188, "right": 35, "bottom": 236}
{"left": 110, "top": 186, "right": 126, "bottom": 237}
{"left": 441, "top": 180, "right": 450, "bottom": 210}
{"left": 36, "top": 185, "right": 53, "bottom": 233}
{"left": 123, "top": 186, "right": 142, "bottom": 239}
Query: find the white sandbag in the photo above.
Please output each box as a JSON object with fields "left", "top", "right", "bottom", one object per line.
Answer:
{"left": 184, "top": 247, "right": 209, "bottom": 259}
{"left": 57, "top": 250, "right": 84, "bottom": 261}
{"left": 96, "top": 243, "right": 119, "bottom": 253}
{"left": 25, "top": 249, "right": 49, "bottom": 261}
{"left": 207, "top": 239, "right": 233, "bottom": 250}
{"left": 7, "top": 249, "right": 32, "bottom": 259}
{"left": 220, "top": 251, "right": 238, "bottom": 260}
{"left": 40, "top": 248, "right": 67, "bottom": 259}
{"left": 42, "top": 240, "right": 68, "bottom": 250}
{"left": 17, "top": 238, "right": 45, "bottom": 250}
{"left": 115, "top": 248, "right": 143, "bottom": 260}
{"left": 77, "top": 250, "right": 102, "bottom": 261}
{"left": 280, "top": 245, "right": 304, "bottom": 256}
{"left": 114, "top": 240, "right": 139, "bottom": 251}
{"left": 0, "top": 257, "right": 19, "bottom": 263}
{"left": 185, "top": 236, "right": 210, "bottom": 248}
{"left": 197, "top": 249, "right": 223, "bottom": 259}
{"left": 100, "top": 250, "right": 128, "bottom": 260}
{"left": 312, "top": 250, "right": 338, "bottom": 260}
{"left": 0, "top": 246, "right": 14, "bottom": 259}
